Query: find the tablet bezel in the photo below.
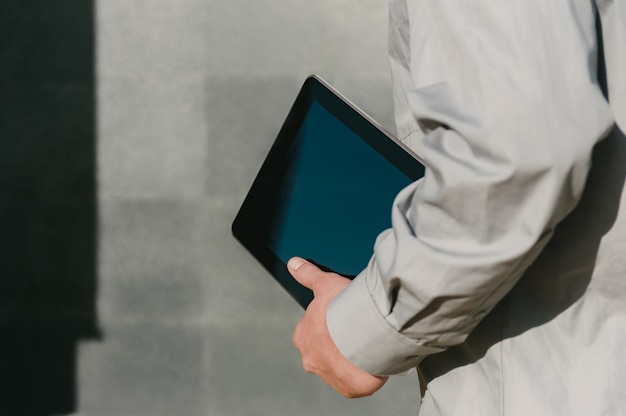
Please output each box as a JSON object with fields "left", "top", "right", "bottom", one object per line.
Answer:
{"left": 232, "top": 75, "right": 425, "bottom": 309}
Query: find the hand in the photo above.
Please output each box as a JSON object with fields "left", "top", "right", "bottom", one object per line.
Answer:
{"left": 288, "top": 257, "right": 388, "bottom": 398}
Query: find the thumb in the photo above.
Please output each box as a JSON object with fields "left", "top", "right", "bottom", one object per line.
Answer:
{"left": 287, "top": 257, "right": 320, "bottom": 291}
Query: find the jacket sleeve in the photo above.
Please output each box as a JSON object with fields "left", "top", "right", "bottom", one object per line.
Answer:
{"left": 326, "top": 0, "right": 614, "bottom": 376}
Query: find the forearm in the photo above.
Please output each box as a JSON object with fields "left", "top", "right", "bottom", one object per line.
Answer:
{"left": 328, "top": 0, "right": 614, "bottom": 376}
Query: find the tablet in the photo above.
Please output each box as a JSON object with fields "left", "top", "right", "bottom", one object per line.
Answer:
{"left": 232, "top": 75, "right": 425, "bottom": 308}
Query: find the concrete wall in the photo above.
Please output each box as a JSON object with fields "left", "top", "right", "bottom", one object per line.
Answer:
{"left": 2, "top": 0, "right": 421, "bottom": 414}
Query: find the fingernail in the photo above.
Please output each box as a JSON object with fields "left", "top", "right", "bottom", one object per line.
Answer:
{"left": 288, "top": 257, "right": 306, "bottom": 271}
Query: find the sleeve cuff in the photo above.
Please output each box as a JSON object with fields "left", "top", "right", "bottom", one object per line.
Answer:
{"left": 326, "top": 271, "right": 444, "bottom": 376}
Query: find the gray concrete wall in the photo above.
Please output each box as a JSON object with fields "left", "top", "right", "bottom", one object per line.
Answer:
{"left": 3, "top": 0, "right": 421, "bottom": 414}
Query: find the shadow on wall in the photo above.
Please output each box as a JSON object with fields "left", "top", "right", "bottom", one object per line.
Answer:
{"left": 0, "top": 1, "right": 98, "bottom": 414}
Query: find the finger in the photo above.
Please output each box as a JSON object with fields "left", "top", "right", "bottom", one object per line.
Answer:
{"left": 292, "top": 321, "right": 303, "bottom": 350}
{"left": 301, "top": 356, "right": 316, "bottom": 375}
{"left": 287, "top": 257, "right": 321, "bottom": 290}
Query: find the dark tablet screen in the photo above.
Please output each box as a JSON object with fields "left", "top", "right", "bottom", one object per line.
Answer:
{"left": 232, "top": 76, "right": 424, "bottom": 308}
{"left": 256, "top": 101, "right": 412, "bottom": 275}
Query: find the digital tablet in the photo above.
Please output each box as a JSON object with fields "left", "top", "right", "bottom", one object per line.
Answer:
{"left": 232, "top": 75, "right": 425, "bottom": 308}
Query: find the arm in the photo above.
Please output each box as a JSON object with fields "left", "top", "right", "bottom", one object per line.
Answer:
{"left": 327, "top": 0, "right": 614, "bottom": 376}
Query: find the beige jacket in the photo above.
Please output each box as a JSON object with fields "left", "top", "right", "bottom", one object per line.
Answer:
{"left": 327, "top": 0, "right": 626, "bottom": 414}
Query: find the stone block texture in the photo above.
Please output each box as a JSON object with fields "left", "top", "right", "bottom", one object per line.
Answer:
{"left": 2, "top": 0, "right": 420, "bottom": 414}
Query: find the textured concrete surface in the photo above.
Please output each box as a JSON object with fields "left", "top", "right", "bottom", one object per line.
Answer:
{"left": 3, "top": 0, "right": 421, "bottom": 414}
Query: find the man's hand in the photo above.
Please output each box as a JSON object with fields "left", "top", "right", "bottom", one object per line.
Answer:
{"left": 288, "top": 257, "right": 388, "bottom": 398}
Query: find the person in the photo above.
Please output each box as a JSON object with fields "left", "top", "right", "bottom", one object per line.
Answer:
{"left": 289, "top": 0, "right": 626, "bottom": 414}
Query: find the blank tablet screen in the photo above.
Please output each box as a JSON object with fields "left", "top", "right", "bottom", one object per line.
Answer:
{"left": 253, "top": 101, "right": 414, "bottom": 278}
{"left": 232, "top": 76, "right": 424, "bottom": 308}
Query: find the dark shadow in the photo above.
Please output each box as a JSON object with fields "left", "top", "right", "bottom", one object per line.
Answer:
{"left": 420, "top": 124, "right": 626, "bottom": 381}
{"left": 0, "top": 1, "right": 98, "bottom": 414}
{"left": 419, "top": 13, "right": 626, "bottom": 382}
